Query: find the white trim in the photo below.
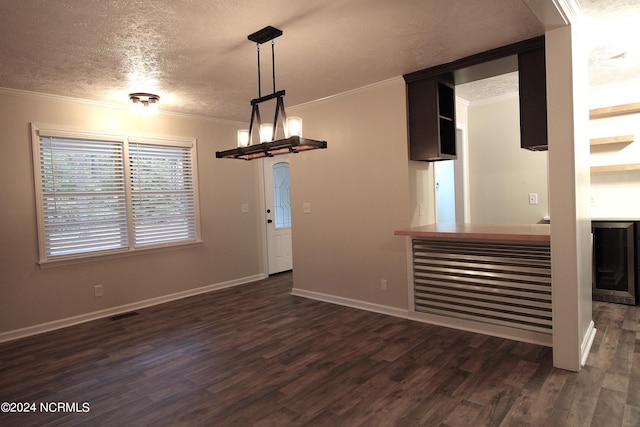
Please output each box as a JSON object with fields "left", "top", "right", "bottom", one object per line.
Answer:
{"left": 32, "top": 122, "right": 198, "bottom": 145}
{"left": 455, "top": 96, "right": 470, "bottom": 107}
{"left": 553, "top": 0, "right": 584, "bottom": 25}
{"left": 31, "top": 123, "right": 202, "bottom": 264}
{"left": 258, "top": 158, "right": 269, "bottom": 276}
{"left": 0, "top": 273, "right": 266, "bottom": 343}
{"left": 37, "top": 240, "right": 204, "bottom": 268}
{"left": 291, "top": 287, "right": 553, "bottom": 347}
{"left": 0, "top": 87, "right": 244, "bottom": 125}
{"left": 291, "top": 288, "right": 409, "bottom": 319}
{"left": 405, "top": 238, "right": 415, "bottom": 316}
{"left": 407, "top": 310, "right": 553, "bottom": 347}
{"left": 522, "top": 0, "right": 565, "bottom": 28}
{"left": 288, "top": 76, "right": 404, "bottom": 111}
{"left": 457, "top": 124, "right": 471, "bottom": 224}
{"left": 580, "top": 320, "right": 597, "bottom": 366}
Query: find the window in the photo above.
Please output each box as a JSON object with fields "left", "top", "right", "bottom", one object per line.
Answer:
{"left": 31, "top": 124, "right": 201, "bottom": 263}
{"left": 272, "top": 162, "right": 291, "bottom": 228}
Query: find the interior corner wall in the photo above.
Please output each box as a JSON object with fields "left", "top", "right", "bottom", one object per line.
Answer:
{"left": 0, "top": 90, "right": 264, "bottom": 336}
{"left": 288, "top": 79, "right": 412, "bottom": 310}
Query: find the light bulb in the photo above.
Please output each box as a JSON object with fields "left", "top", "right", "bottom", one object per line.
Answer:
{"left": 237, "top": 129, "right": 250, "bottom": 147}
{"left": 130, "top": 99, "right": 142, "bottom": 114}
{"left": 286, "top": 117, "right": 302, "bottom": 137}
{"left": 141, "top": 101, "right": 152, "bottom": 116}
{"left": 260, "top": 123, "right": 274, "bottom": 142}
{"left": 147, "top": 101, "right": 159, "bottom": 115}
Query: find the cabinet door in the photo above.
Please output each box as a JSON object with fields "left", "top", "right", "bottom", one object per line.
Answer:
{"left": 407, "top": 75, "right": 456, "bottom": 161}
{"left": 519, "top": 47, "right": 548, "bottom": 151}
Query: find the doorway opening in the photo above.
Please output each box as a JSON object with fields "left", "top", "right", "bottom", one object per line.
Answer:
{"left": 434, "top": 128, "right": 467, "bottom": 223}
{"left": 263, "top": 156, "right": 293, "bottom": 275}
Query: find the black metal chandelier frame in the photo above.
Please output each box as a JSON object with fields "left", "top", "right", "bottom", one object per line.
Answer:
{"left": 216, "top": 26, "right": 327, "bottom": 160}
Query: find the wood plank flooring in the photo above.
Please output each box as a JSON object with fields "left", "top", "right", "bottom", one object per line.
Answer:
{"left": 0, "top": 272, "right": 639, "bottom": 426}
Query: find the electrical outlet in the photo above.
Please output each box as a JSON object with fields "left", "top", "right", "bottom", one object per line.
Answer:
{"left": 94, "top": 284, "right": 103, "bottom": 297}
{"left": 303, "top": 202, "right": 311, "bottom": 214}
{"left": 241, "top": 203, "right": 249, "bottom": 213}
{"left": 380, "top": 279, "right": 388, "bottom": 291}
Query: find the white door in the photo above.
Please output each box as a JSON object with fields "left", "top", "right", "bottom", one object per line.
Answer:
{"left": 435, "top": 160, "right": 456, "bottom": 223}
{"left": 263, "top": 156, "right": 293, "bottom": 274}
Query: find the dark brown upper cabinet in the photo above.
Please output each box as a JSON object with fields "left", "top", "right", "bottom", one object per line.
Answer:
{"left": 406, "top": 74, "right": 456, "bottom": 161}
{"left": 404, "top": 36, "right": 547, "bottom": 160}
{"left": 518, "top": 46, "right": 548, "bottom": 151}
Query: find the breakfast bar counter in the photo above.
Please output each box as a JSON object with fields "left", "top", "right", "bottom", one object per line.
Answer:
{"left": 394, "top": 222, "right": 550, "bottom": 242}
{"left": 395, "top": 223, "right": 552, "bottom": 345}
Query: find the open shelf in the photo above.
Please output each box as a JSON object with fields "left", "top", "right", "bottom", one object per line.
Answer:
{"left": 590, "top": 134, "right": 634, "bottom": 146}
{"left": 590, "top": 163, "right": 640, "bottom": 173}
{"left": 590, "top": 102, "right": 640, "bottom": 119}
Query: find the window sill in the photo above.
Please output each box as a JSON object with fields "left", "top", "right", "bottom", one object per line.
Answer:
{"left": 37, "top": 240, "right": 204, "bottom": 268}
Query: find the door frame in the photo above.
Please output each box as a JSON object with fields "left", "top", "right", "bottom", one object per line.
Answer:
{"left": 433, "top": 126, "right": 470, "bottom": 224}
{"left": 258, "top": 158, "right": 269, "bottom": 276}
{"left": 258, "top": 155, "right": 293, "bottom": 276}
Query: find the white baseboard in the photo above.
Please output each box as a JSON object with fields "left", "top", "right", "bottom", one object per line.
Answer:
{"left": 581, "top": 320, "right": 597, "bottom": 367}
{"left": 0, "top": 273, "right": 267, "bottom": 343}
{"left": 291, "top": 288, "right": 553, "bottom": 347}
{"left": 407, "top": 310, "right": 553, "bottom": 347}
{"left": 290, "top": 288, "right": 409, "bottom": 319}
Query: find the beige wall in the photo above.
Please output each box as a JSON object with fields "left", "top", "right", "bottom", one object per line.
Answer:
{"left": 467, "top": 95, "right": 549, "bottom": 224}
{"left": 0, "top": 89, "right": 264, "bottom": 335}
{"left": 288, "top": 79, "right": 412, "bottom": 310}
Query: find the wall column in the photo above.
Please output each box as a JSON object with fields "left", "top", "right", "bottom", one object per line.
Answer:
{"left": 546, "top": 22, "right": 594, "bottom": 371}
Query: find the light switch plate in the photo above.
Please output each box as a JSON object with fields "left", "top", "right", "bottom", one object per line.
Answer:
{"left": 529, "top": 193, "right": 538, "bottom": 205}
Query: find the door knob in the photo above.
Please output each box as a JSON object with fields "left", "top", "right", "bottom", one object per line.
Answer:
{"left": 267, "top": 219, "right": 273, "bottom": 224}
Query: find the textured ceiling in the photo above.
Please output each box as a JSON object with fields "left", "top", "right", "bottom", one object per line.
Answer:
{"left": 581, "top": 0, "right": 640, "bottom": 87}
{"left": 0, "top": 0, "right": 543, "bottom": 120}
{"left": 457, "top": 0, "right": 640, "bottom": 102}
{"left": 0, "top": 1, "right": 635, "bottom": 118}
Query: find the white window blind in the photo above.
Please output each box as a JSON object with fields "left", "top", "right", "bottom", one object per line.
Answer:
{"left": 37, "top": 136, "right": 129, "bottom": 257}
{"left": 32, "top": 124, "right": 200, "bottom": 263}
{"left": 129, "top": 141, "right": 198, "bottom": 246}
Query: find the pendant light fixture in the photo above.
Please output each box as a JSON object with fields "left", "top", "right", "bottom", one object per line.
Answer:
{"left": 216, "top": 26, "right": 327, "bottom": 160}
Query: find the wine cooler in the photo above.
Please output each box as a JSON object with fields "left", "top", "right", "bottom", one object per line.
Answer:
{"left": 592, "top": 222, "right": 638, "bottom": 305}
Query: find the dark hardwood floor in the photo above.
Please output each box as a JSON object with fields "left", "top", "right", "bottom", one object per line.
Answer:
{"left": 0, "top": 272, "right": 639, "bottom": 426}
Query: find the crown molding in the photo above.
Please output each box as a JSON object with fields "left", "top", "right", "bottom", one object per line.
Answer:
{"left": 523, "top": 0, "right": 583, "bottom": 29}
{"left": 288, "top": 76, "right": 405, "bottom": 111}
{"left": 0, "top": 87, "right": 244, "bottom": 126}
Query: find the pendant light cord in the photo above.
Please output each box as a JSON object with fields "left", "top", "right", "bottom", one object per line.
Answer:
{"left": 271, "top": 40, "right": 276, "bottom": 93}
{"left": 256, "top": 43, "right": 261, "bottom": 98}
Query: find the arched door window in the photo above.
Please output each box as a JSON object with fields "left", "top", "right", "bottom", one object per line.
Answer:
{"left": 272, "top": 162, "right": 291, "bottom": 228}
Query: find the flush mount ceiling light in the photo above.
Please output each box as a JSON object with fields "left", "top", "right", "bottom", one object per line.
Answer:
{"left": 216, "top": 26, "right": 327, "bottom": 160}
{"left": 129, "top": 92, "right": 160, "bottom": 115}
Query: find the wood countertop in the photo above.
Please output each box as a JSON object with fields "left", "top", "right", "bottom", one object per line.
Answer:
{"left": 394, "top": 223, "right": 551, "bottom": 242}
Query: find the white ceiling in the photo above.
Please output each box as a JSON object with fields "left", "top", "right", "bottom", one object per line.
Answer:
{"left": 0, "top": 1, "right": 636, "bottom": 118}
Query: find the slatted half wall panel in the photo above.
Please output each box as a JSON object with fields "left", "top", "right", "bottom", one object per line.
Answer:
{"left": 412, "top": 238, "right": 552, "bottom": 334}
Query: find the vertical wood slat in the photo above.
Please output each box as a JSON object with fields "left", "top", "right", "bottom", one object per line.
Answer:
{"left": 412, "top": 238, "right": 552, "bottom": 334}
